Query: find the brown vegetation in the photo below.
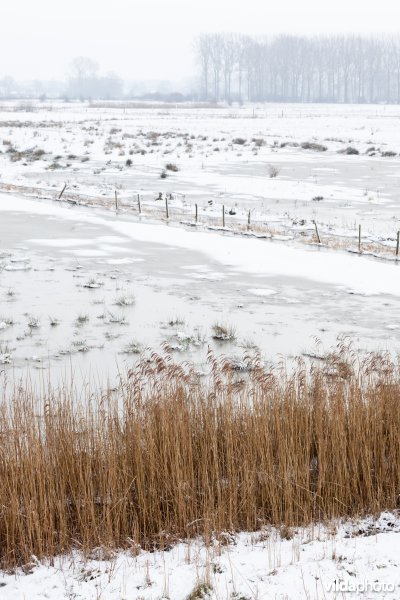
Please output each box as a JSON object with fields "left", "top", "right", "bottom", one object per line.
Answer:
{"left": 0, "top": 343, "right": 399, "bottom": 568}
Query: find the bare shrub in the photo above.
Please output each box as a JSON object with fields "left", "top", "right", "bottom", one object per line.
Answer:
{"left": 232, "top": 137, "right": 246, "bottom": 145}
{"left": 338, "top": 146, "right": 359, "bottom": 155}
{"left": 301, "top": 141, "right": 327, "bottom": 152}
{"left": 267, "top": 164, "right": 280, "bottom": 178}
{"left": 165, "top": 162, "right": 179, "bottom": 172}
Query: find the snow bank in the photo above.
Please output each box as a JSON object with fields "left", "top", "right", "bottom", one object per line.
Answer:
{"left": 1, "top": 513, "right": 399, "bottom": 600}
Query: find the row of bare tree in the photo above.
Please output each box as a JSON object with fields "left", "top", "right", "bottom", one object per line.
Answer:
{"left": 195, "top": 34, "right": 400, "bottom": 103}
{"left": 67, "top": 57, "right": 123, "bottom": 100}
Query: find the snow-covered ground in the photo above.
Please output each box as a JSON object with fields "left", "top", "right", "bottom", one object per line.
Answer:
{"left": 2, "top": 101, "right": 400, "bottom": 255}
{"left": 1, "top": 512, "right": 399, "bottom": 600}
{"left": 1, "top": 102, "right": 400, "bottom": 597}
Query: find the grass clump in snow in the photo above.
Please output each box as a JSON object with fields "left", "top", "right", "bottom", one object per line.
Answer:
{"left": 165, "top": 162, "right": 179, "bottom": 172}
{"left": 27, "top": 315, "right": 40, "bottom": 329}
{"left": 267, "top": 164, "right": 280, "bottom": 178}
{"left": 121, "top": 339, "right": 143, "bottom": 354}
{"left": 338, "top": 146, "right": 359, "bottom": 155}
{"left": 166, "top": 316, "right": 186, "bottom": 327}
{"left": 212, "top": 323, "right": 236, "bottom": 342}
{"left": 301, "top": 141, "right": 327, "bottom": 152}
{"left": 114, "top": 294, "right": 135, "bottom": 307}
{"left": 83, "top": 278, "right": 103, "bottom": 289}
{"left": 187, "top": 581, "right": 213, "bottom": 600}
{"left": 75, "top": 313, "right": 89, "bottom": 326}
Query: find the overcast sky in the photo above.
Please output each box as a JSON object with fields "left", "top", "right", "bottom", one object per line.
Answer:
{"left": 1, "top": 0, "right": 399, "bottom": 81}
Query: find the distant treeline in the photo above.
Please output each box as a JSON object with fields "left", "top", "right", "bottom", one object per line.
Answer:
{"left": 195, "top": 34, "right": 400, "bottom": 104}
{"left": 0, "top": 57, "right": 195, "bottom": 102}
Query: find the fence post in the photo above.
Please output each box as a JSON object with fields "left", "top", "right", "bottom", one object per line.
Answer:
{"left": 248, "top": 210, "right": 251, "bottom": 227}
{"left": 195, "top": 203, "right": 198, "bottom": 223}
{"left": 115, "top": 191, "right": 118, "bottom": 211}
{"left": 358, "top": 224, "right": 361, "bottom": 253}
{"left": 58, "top": 184, "right": 67, "bottom": 200}
{"left": 396, "top": 231, "right": 400, "bottom": 257}
{"left": 222, "top": 205, "right": 225, "bottom": 228}
{"left": 165, "top": 197, "right": 169, "bottom": 219}
{"left": 313, "top": 220, "right": 321, "bottom": 244}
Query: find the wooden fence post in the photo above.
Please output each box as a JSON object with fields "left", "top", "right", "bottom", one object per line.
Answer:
{"left": 314, "top": 220, "right": 321, "bottom": 244}
{"left": 58, "top": 184, "right": 67, "bottom": 200}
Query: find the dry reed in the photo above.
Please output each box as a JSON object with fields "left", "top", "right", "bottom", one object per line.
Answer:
{"left": 0, "top": 343, "right": 399, "bottom": 568}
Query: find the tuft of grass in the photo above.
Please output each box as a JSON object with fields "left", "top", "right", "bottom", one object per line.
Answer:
{"left": 166, "top": 316, "right": 186, "bottom": 327}
{"left": 75, "top": 314, "right": 89, "bottom": 326}
{"left": 267, "top": 164, "right": 280, "bottom": 178}
{"left": 239, "top": 338, "right": 259, "bottom": 351}
{"left": 187, "top": 581, "right": 212, "bottom": 600}
{"left": 301, "top": 141, "right": 327, "bottom": 152}
{"left": 212, "top": 323, "right": 236, "bottom": 342}
{"left": 0, "top": 317, "right": 14, "bottom": 327}
{"left": 114, "top": 295, "right": 135, "bottom": 307}
{"left": 72, "top": 339, "right": 90, "bottom": 352}
{"left": 107, "top": 311, "right": 128, "bottom": 325}
{"left": 338, "top": 146, "right": 359, "bottom": 155}
{"left": 83, "top": 278, "right": 103, "bottom": 289}
{"left": 0, "top": 351, "right": 12, "bottom": 364}
{"left": 27, "top": 316, "right": 40, "bottom": 329}
{"left": 252, "top": 137, "right": 266, "bottom": 147}
{"left": 279, "top": 524, "right": 294, "bottom": 540}
{"left": 165, "top": 162, "right": 179, "bottom": 172}
{"left": 121, "top": 340, "right": 143, "bottom": 355}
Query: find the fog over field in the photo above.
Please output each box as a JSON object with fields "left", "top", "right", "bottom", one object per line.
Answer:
{"left": 1, "top": 2, "right": 400, "bottom": 600}
{"left": 1, "top": 0, "right": 400, "bottom": 100}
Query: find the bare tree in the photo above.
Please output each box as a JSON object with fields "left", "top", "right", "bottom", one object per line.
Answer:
{"left": 67, "top": 58, "right": 122, "bottom": 100}
{"left": 0, "top": 76, "right": 16, "bottom": 98}
{"left": 221, "top": 33, "right": 238, "bottom": 103}
{"left": 193, "top": 33, "right": 400, "bottom": 104}
{"left": 194, "top": 35, "right": 212, "bottom": 100}
{"left": 208, "top": 34, "right": 224, "bottom": 102}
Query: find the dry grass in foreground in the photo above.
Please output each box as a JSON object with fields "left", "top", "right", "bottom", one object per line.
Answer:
{"left": 0, "top": 344, "right": 399, "bottom": 569}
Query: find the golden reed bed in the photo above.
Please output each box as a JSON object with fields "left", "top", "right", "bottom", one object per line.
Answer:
{"left": 0, "top": 343, "right": 399, "bottom": 568}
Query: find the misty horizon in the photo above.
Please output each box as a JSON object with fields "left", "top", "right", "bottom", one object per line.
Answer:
{"left": 2, "top": 32, "right": 400, "bottom": 105}
{"left": 2, "top": 0, "right": 400, "bottom": 83}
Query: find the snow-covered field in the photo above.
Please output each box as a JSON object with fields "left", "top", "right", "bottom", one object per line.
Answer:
{"left": 2, "top": 101, "right": 400, "bottom": 251}
{"left": 1, "top": 102, "right": 400, "bottom": 386}
{"left": 1, "top": 512, "right": 399, "bottom": 600}
{"left": 1, "top": 102, "right": 400, "bottom": 597}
